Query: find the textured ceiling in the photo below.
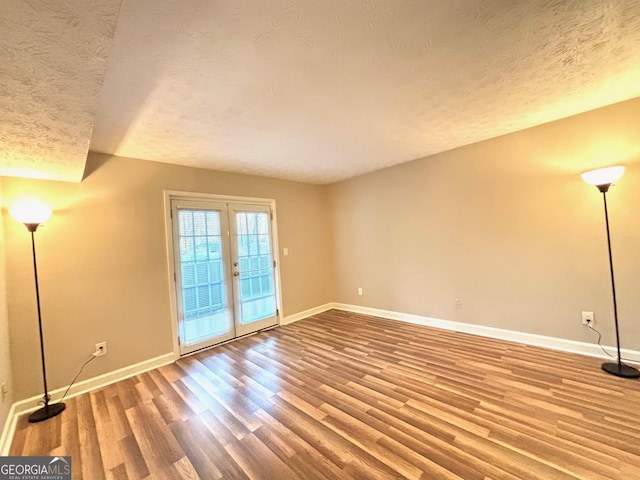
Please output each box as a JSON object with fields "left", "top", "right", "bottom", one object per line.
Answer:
{"left": 3, "top": 1, "right": 640, "bottom": 184}
{"left": 0, "top": 0, "right": 122, "bottom": 182}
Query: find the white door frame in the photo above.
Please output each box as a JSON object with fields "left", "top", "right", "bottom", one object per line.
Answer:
{"left": 163, "top": 190, "right": 283, "bottom": 359}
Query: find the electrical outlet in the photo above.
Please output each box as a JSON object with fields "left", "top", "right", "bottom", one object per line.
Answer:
{"left": 1, "top": 383, "right": 8, "bottom": 402}
{"left": 581, "top": 311, "right": 595, "bottom": 325}
{"left": 455, "top": 298, "right": 463, "bottom": 310}
{"left": 357, "top": 287, "right": 363, "bottom": 296}
{"left": 95, "top": 341, "right": 108, "bottom": 356}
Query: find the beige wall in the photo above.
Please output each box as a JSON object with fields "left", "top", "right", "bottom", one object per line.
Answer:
{"left": 329, "top": 97, "right": 640, "bottom": 348}
{"left": 2, "top": 153, "right": 335, "bottom": 400}
{"left": 0, "top": 182, "right": 13, "bottom": 434}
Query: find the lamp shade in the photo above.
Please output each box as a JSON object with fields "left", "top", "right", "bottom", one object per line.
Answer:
{"left": 9, "top": 200, "right": 52, "bottom": 225}
{"left": 581, "top": 166, "right": 625, "bottom": 186}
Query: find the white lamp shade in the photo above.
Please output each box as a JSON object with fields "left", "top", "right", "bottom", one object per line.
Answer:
{"left": 9, "top": 200, "right": 52, "bottom": 225}
{"left": 581, "top": 166, "right": 625, "bottom": 186}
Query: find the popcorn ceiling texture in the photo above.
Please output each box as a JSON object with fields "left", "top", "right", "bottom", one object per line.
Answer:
{"left": 0, "top": 0, "right": 122, "bottom": 182}
{"left": 3, "top": 0, "right": 640, "bottom": 183}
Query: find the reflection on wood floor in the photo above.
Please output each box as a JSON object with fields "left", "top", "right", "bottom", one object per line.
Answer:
{"left": 10, "top": 309, "right": 640, "bottom": 479}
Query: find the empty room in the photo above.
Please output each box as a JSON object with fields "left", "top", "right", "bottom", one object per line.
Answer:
{"left": 1, "top": 1, "right": 640, "bottom": 479}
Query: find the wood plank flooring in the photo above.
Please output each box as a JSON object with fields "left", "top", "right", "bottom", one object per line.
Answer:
{"left": 10, "top": 309, "right": 640, "bottom": 479}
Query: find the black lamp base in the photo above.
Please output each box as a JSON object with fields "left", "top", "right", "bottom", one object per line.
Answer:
{"left": 601, "top": 362, "right": 640, "bottom": 379}
{"left": 28, "top": 402, "right": 66, "bottom": 423}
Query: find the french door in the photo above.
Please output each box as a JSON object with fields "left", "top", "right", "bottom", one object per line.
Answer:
{"left": 170, "top": 199, "right": 279, "bottom": 355}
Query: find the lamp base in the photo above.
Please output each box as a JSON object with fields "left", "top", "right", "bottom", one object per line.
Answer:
{"left": 601, "top": 362, "right": 640, "bottom": 379}
{"left": 28, "top": 402, "right": 66, "bottom": 423}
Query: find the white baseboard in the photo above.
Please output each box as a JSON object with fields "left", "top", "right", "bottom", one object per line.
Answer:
{"left": 281, "top": 303, "right": 334, "bottom": 325}
{"left": 333, "top": 303, "right": 640, "bottom": 364}
{"left": 0, "top": 352, "right": 174, "bottom": 456}
{"left": 0, "top": 403, "right": 17, "bottom": 457}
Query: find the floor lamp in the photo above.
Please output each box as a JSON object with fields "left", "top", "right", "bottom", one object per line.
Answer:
{"left": 9, "top": 200, "right": 67, "bottom": 421}
{"left": 581, "top": 166, "right": 640, "bottom": 379}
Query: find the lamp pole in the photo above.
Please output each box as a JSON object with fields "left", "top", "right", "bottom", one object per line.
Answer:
{"left": 24, "top": 223, "right": 66, "bottom": 422}
{"left": 599, "top": 190, "right": 620, "bottom": 370}
{"left": 582, "top": 167, "right": 640, "bottom": 379}
{"left": 27, "top": 226, "right": 53, "bottom": 413}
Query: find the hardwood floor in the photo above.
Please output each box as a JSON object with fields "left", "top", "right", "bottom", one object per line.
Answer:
{"left": 10, "top": 309, "right": 640, "bottom": 479}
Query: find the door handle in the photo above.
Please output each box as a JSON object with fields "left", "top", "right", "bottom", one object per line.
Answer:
{"left": 233, "top": 271, "right": 240, "bottom": 276}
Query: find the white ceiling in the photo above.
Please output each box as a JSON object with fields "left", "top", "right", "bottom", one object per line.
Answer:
{"left": 3, "top": 1, "right": 640, "bottom": 184}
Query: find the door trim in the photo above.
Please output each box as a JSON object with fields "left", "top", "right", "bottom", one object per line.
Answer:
{"left": 163, "top": 190, "right": 283, "bottom": 359}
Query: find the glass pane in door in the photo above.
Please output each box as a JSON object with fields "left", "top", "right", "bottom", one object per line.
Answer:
{"left": 235, "top": 210, "right": 276, "bottom": 325}
{"left": 177, "top": 209, "right": 233, "bottom": 348}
